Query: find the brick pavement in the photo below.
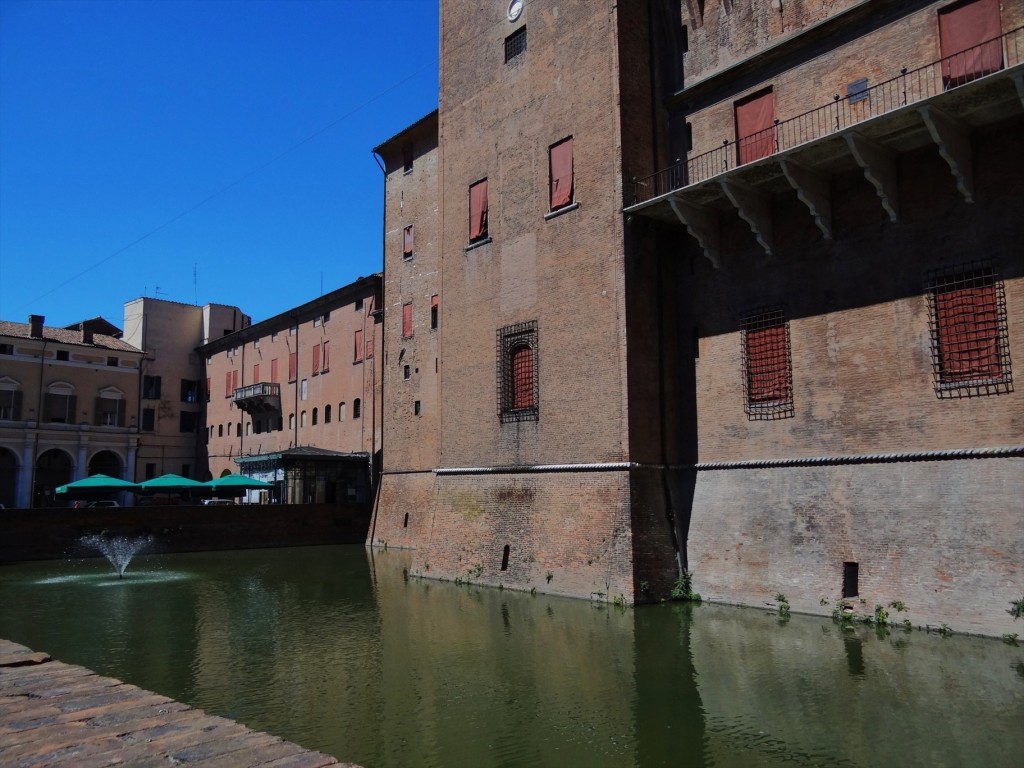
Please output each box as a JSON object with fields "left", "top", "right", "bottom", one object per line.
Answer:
{"left": 0, "top": 639, "right": 355, "bottom": 768}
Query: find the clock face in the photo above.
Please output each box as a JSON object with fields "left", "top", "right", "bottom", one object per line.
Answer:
{"left": 507, "top": 0, "right": 523, "bottom": 22}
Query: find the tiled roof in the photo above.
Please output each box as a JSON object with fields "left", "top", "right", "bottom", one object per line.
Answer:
{"left": 0, "top": 321, "right": 142, "bottom": 353}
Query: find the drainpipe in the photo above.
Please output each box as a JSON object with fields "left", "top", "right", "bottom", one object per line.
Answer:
{"left": 29, "top": 334, "right": 49, "bottom": 508}
{"left": 367, "top": 151, "right": 387, "bottom": 545}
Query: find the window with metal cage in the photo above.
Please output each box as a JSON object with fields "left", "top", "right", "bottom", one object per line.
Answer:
{"left": 926, "top": 261, "right": 1011, "bottom": 398}
{"left": 497, "top": 321, "right": 538, "bottom": 423}
{"left": 741, "top": 307, "right": 794, "bottom": 420}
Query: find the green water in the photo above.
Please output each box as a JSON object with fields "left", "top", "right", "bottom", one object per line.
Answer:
{"left": 0, "top": 545, "right": 1021, "bottom": 767}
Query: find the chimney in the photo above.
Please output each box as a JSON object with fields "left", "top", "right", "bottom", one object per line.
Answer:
{"left": 28, "top": 315, "right": 44, "bottom": 338}
{"left": 81, "top": 325, "right": 94, "bottom": 345}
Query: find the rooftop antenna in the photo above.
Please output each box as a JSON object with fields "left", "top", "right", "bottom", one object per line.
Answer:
{"left": 154, "top": 286, "right": 166, "bottom": 298}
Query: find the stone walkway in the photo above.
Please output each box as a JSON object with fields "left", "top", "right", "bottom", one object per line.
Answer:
{"left": 0, "top": 639, "right": 356, "bottom": 768}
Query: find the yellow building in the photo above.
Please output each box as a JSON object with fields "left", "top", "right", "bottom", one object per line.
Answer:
{"left": 0, "top": 315, "right": 144, "bottom": 507}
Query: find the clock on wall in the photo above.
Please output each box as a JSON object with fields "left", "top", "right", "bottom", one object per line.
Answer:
{"left": 507, "top": 0, "right": 523, "bottom": 22}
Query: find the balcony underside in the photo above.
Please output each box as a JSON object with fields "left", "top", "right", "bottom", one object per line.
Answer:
{"left": 625, "top": 65, "right": 1024, "bottom": 267}
{"left": 233, "top": 383, "right": 281, "bottom": 415}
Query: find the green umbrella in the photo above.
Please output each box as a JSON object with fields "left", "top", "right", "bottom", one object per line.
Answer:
{"left": 139, "top": 473, "right": 207, "bottom": 490}
{"left": 206, "top": 473, "right": 273, "bottom": 491}
{"left": 56, "top": 474, "right": 139, "bottom": 494}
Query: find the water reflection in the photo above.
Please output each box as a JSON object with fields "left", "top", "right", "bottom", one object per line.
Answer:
{"left": 0, "top": 546, "right": 1021, "bottom": 767}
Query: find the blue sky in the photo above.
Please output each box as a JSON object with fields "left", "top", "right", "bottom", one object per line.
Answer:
{"left": 0, "top": 0, "right": 439, "bottom": 330}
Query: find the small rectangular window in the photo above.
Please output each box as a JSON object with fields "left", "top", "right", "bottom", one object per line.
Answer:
{"left": 505, "top": 26, "right": 527, "bottom": 63}
{"left": 0, "top": 344, "right": 13, "bottom": 355}
{"left": 414, "top": 400, "right": 421, "bottom": 415}
{"left": 549, "top": 137, "right": 574, "bottom": 211}
{"left": 403, "top": 225, "right": 414, "bottom": 260}
{"left": 843, "top": 562, "right": 859, "bottom": 598}
{"left": 56, "top": 350, "right": 69, "bottom": 361}
{"left": 355, "top": 298, "right": 364, "bottom": 312}
{"left": 404, "top": 364, "right": 411, "bottom": 380}
{"left": 403, "top": 145, "right": 414, "bottom": 174}
{"left": 314, "top": 316, "right": 322, "bottom": 327}
{"left": 301, "top": 379, "right": 308, "bottom": 401}
{"left": 142, "top": 408, "right": 155, "bottom": 432}
{"left": 145, "top": 463, "right": 156, "bottom": 480}
{"left": 354, "top": 329, "right": 364, "bottom": 363}
{"left": 469, "top": 179, "right": 488, "bottom": 242}
{"left": 847, "top": 77, "right": 869, "bottom": 104}
{"left": 402, "top": 302, "right": 413, "bottom": 339}
{"left": 180, "top": 379, "right": 198, "bottom": 403}
{"left": 143, "top": 375, "right": 162, "bottom": 400}
{"left": 431, "top": 295, "right": 439, "bottom": 330}
{"left": 107, "top": 356, "right": 119, "bottom": 367}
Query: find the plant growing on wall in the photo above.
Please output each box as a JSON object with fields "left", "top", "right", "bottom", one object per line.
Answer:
{"left": 670, "top": 571, "right": 701, "bottom": 602}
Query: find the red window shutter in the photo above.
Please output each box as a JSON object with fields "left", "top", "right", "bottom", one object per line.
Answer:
{"left": 403, "top": 225, "right": 414, "bottom": 257}
{"left": 469, "top": 179, "right": 488, "bottom": 240}
{"left": 402, "top": 302, "right": 413, "bottom": 338}
{"left": 431, "top": 294, "right": 439, "bottom": 310}
{"left": 323, "top": 341, "right": 330, "bottom": 370}
{"left": 271, "top": 358, "right": 278, "bottom": 383}
{"left": 205, "top": 378, "right": 211, "bottom": 402}
{"left": 511, "top": 346, "right": 534, "bottom": 409}
{"left": 936, "top": 283, "right": 1000, "bottom": 381}
{"left": 939, "top": 0, "right": 1002, "bottom": 85}
{"left": 312, "top": 345, "right": 320, "bottom": 374}
{"left": 365, "top": 338, "right": 373, "bottom": 359}
{"left": 735, "top": 88, "right": 775, "bottom": 164}
{"left": 232, "top": 370, "right": 239, "bottom": 392}
{"left": 253, "top": 364, "right": 260, "bottom": 383}
{"left": 288, "top": 352, "right": 297, "bottom": 381}
{"left": 225, "top": 371, "right": 232, "bottom": 397}
{"left": 746, "top": 324, "right": 789, "bottom": 402}
{"left": 354, "top": 329, "right": 363, "bottom": 362}
{"left": 549, "top": 139, "right": 574, "bottom": 210}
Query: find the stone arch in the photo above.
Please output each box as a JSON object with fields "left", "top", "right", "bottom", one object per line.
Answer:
{"left": 0, "top": 446, "right": 19, "bottom": 508}
{"left": 88, "top": 449, "right": 124, "bottom": 478}
{"left": 34, "top": 448, "right": 73, "bottom": 507}
{"left": 220, "top": 468, "right": 232, "bottom": 477}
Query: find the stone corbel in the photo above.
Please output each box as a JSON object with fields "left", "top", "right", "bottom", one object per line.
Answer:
{"left": 845, "top": 132, "right": 899, "bottom": 223}
{"left": 780, "top": 159, "right": 832, "bottom": 240}
{"left": 1013, "top": 70, "right": 1024, "bottom": 110}
{"left": 919, "top": 105, "right": 973, "bottom": 203}
{"left": 720, "top": 178, "right": 773, "bottom": 256}
{"left": 669, "top": 196, "right": 720, "bottom": 269}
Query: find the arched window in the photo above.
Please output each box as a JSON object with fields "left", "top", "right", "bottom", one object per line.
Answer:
{"left": 324, "top": 404, "right": 332, "bottom": 423}
{"left": 236, "top": 422, "right": 241, "bottom": 436}
{"left": 289, "top": 413, "right": 295, "bottom": 429}
{"left": 312, "top": 407, "right": 318, "bottom": 426}
{"left": 227, "top": 422, "right": 233, "bottom": 437}
{"left": 353, "top": 398, "right": 361, "bottom": 419}
{"left": 498, "top": 321, "right": 539, "bottom": 422}
{"left": 245, "top": 422, "right": 252, "bottom": 436}
{"left": 339, "top": 402, "right": 346, "bottom": 421}
{"left": 300, "top": 410, "right": 306, "bottom": 427}
{"left": 218, "top": 424, "right": 223, "bottom": 437}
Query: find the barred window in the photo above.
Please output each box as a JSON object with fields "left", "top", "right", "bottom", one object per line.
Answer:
{"left": 497, "top": 321, "right": 538, "bottom": 423}
{"left": 505, "top": 26, "right": 527, "bottom": 64}
{"left": 926, "top": 262, "right": 1011, "bottom": 398}
{"left": 741, "top": 307, "right": 794, "bottom": 420}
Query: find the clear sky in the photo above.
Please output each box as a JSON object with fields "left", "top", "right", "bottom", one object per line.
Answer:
{"left": 0, "top": 0, "right": 439, "bottom": 330}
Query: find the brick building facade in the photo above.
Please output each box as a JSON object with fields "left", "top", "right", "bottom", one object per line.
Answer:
{"left": 201, "top": 277, "right": 382, "bottom": 505}
{"left": 370, "top": 0, "right": 1023, "bottom": 635}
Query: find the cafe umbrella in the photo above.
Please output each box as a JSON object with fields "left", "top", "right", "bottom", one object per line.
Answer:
{"left": 55, "top": 474, "right": 140, "bottom": 494}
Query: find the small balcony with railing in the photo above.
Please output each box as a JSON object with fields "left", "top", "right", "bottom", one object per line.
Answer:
{"left": 625, "top": 27, "right": 1024, "bottom": 266}
{"left": 233, "top": 382, "right": 281, "bottom": 415}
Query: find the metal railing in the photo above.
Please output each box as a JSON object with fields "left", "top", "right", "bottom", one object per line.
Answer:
{"left": 233, "top": 382, "right": 281, "bottom": 400}
{"left": 629, "top": 26, "right": 1023, "bottom": 207}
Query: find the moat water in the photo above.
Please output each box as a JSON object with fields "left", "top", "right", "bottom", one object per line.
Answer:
{"left": 0, "top": 545, "right": 1021, "bottom": 767}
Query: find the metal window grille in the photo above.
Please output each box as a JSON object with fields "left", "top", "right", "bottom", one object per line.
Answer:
{"left": 741, "top": 307, "right": 794, "bottom": 420}
{"left": 497, "top": 320, "right": 539, "bottom": 423}
{"left": 926, "top": 261, "right": 1012, "bottom": 398}
{"left": 505, "top": 26, "right": 527, "bottom": 63}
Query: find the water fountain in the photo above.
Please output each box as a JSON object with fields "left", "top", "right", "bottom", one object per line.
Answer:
{"left": 79, "top": 534, "right": 153, "bottom": 578}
